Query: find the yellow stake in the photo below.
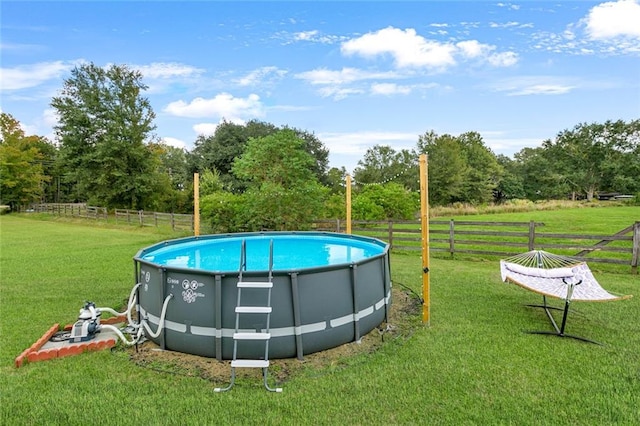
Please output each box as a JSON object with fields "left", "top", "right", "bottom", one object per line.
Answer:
{"left": 194, "top": 172, "right": 200, "bottom": 236}
{"left": 419, "top": 154, "right": 431, "bottom": 325}
{"left": 346, "top": 174, "right": 352, "bottom": 234}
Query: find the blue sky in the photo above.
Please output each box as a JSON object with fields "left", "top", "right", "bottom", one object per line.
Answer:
{"left": 2, "top": 1, "right": 639, "bottom": 173}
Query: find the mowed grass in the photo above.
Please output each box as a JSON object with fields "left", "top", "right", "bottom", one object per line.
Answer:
{"left": 1, "top": 213, "right": 639, "bottom": 425}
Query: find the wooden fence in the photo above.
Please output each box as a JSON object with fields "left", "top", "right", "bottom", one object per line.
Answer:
{"left": 28, "top": 203, "right": 108, "bottom": 220}
{"left": 20, "top": 206, "right": 639, "bottom": 272}
{"left": 114, "top": 209, "right": 194, "bottom": 231}
{"left": 313, "top": 219, "right": 640, "bottom": 273}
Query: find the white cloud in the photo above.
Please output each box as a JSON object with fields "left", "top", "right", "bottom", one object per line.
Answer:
{"left": 294, "top": 30, "right": 319, "bottom": 41}
{"left": 162, "top": 137, "right": 187, "bottom": 149}
{"left": 42, "top": 108, "right": 58, "bottom": 127}
{"left": 0, "top": 60, "right": 80, "bottom": 91}
{"left": 584, "top": 0, "right": 640, "bottom": 39}
{"left": 278, "top": 30, "right": 346, "bottom": 45}
{"left": 485, "top": 137, "right": 544, "bottom": 155}
{"left": 493, "top": 77, "right": 577, "bottom": 96}
{"left": 318, "top": 131, "right": 418, "bottom": 155}
{"left": 134, "top": 62, "right": 204, "bottom": 79}
{"left": 193, "top": 123, "right": 219, "bottom": 136}
{"left": 340, "top": 27, "right": 518, "bottom": 71}
{"left": 164, "top": 93, "right": 265, "bottom": 120}
{"left": 296, "top": 67, "right": 403, "bottom": 99}
{"left": 510, "top": 84, "right": 575, "bottom": 95}
{"left": 0, "top": 42, "right": 43, "bottom": 52}
{"left": 456, "top": 40, "right": 491, "bottom": 58}
{"left": 489, "top": 21, "right": 521, "bottom": 29}
{"left": 341, "top": 27, "right": 457, "bottom": 70}
{"left": 234, "top": 66, "right": 287, "bottom": 86}
{"left": 295, "top": 67, "right": 400, "bottom": 85}
{"left": 370, "top": 83, "right": 412, "bottom": 96}
{"left": 496, "top": 3, "right": 520, "bottom": 10}
{"left": 317, "top": 86, "right": 364, "bottom": 100}
{"left": 487, "top": 51, "right": 519, "bottom": 67}
{"left": 192, "top": 118, "right": 248, "bottom": 136}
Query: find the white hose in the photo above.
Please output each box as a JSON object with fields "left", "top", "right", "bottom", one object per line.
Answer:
{"left": 142, "top": 294, "right": 173, "bottom": 339}
{"left": 97, "top": 283, "right": 141, "bottom": 327}
{"left": 100, "top": 324, "right": 143, "bottom": 346}
{"left": 96, "top": 288, "right": 172, "bottom": 345}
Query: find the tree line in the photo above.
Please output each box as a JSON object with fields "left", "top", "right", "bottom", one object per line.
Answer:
{"left": 1, "top": 63, "right": 638, "bottom": 231}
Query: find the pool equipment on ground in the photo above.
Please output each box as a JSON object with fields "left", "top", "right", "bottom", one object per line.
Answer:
{"left": 19, "top": 232, "right": 391, "bottom": 392}
{"left": 69, "top": 302, "right": 101, "bottom": 343}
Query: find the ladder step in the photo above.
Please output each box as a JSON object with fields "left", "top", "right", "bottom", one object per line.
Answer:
{"left": 231, "top": 359, "right": 270, "bottom": 368}
{"left": 234, "top": 332, "right": 271, "bottom": 340}
{"left": 238, "top": 281, "right": 273, "bottom": 289}
{"left": 236, "top": 306, "right": 272, "bottom": 314}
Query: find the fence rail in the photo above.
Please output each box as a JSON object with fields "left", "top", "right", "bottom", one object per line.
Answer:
{"left": 114, "top": 209, "right": 194, "bottom": 231}
{"left": 27, "top": 203, "right": 108, "bottom": 220}
{"left": 19, "top": 206, "right": 638, "bottom": 272}
{"left": 312, "top": 219, "right": 639, "bottom": 273}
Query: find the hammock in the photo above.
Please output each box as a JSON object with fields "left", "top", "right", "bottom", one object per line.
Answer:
{"left": 500, "top": 250, "right": 631, "bottom": 344}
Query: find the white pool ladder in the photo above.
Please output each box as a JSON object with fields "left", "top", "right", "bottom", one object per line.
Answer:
{"left": 215, "top": 239, "right": 282, "bottom": 393}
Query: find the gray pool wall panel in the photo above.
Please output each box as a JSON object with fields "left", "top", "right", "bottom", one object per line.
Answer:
{"left": 134, "top": 232, "right": 391, "bottom": 360}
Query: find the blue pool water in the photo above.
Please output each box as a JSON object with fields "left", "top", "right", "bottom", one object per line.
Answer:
{"left": 140, "top": 234, "right": 386, "bottom": 272}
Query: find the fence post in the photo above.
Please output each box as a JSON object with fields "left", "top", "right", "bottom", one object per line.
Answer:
{"left": 388, "top": 221, "right": 393, "bottom": 248}
{"left": 632, "top": 221, "right": 639, "bottom": 274}
{"left": 449, "top": 219, "right": 455, "bottom": 257}
{"left": 336, "top": 219, "right": 340, "bottom": 233}
{"left": 138, "top": 210, "right": 143, "bottom": 226}
{"left": 171, "top": 213, "right": 175, "bottom": 230}
{"left": 528, "top": 221, "right": 536, "bottom": 251}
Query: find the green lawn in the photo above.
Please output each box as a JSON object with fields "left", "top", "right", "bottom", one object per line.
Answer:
{"left": 1, "top": 214, "right": 639, "bottom": 425}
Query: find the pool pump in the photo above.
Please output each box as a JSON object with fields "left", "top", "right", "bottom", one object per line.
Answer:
{"left": 69, "top": 301, "right": 101, "bottom": 343}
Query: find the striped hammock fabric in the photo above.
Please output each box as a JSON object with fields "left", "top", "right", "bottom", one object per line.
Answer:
{"left": 500, "top": 250, "right": 630, "bottom": 302}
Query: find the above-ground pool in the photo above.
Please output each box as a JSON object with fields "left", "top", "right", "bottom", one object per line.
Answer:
{"left": 134, "top": 231, "right": 391, "bottom": 360}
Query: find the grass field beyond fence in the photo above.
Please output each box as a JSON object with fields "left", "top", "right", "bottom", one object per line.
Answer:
{"left": 1, "top": 211, "right": 639, "bottom": 425}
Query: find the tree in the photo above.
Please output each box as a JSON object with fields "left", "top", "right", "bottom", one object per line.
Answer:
{"left": 51, "top": 63, "right": 158, "bottom": 209}
{"left": 511, "top": 120, "right": 640, "bottom": 201}
{"left": 189, "top": 120, "right": 330, "bottom": 191}
{"left": 416, "top": 131, "right": 467, "bottom": 206}
{"left": 145, "top": 142, "right": 191, "bottom": 212}
{"left": 326, "top": 166, "right": 348, "bottom": 194}
{"left": 494, "top": 154, "right": 525, "bottom": 203}
{"left": 353, "top": 145, "right": 418, "bottom": 190}
{"left": 231, "top": 129, "right": 327, "bottom": 230}
{"left": 513, "top": 145, "right": 570, "bottom": 200}
{"left": 0, "top": 113, "right": 50, "bottom": 209}
{"left": 457, "top": 131, "right": 503, "bottom": 204}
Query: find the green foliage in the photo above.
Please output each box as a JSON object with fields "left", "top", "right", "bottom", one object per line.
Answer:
{"left": 199, "top": 191, "right": 243, "bottom": 233}
{"left": 231, "top": 129, "right": 328, "bottom": 230}
{"left": 494, "top": 154, "right": 526, "bottom": 203}
{"left": 51, "top": 63, "right": 158, "bottom": 209}
{"left": 354, "top": 182, "right": 418, "bottom": 220}
{"left": 198, "top": 169, "right": 225, "bottom": 197}
{"left": 416, "top": 130, "right": 503, "bottom": 206}
{"left": 321, "top": 193, "right": 346, "bottom": 219}
{"left": 144, "top": 142, "right": 191, "bottom": 213}
{"left": 351, "top": 195, "right": 385, "bottom": 221}
{"left": 0, "top": 113, "right": 50, "bottom": 208}
{"left": 457, "top": 131, "right": 503, "bottom": 204}
{"left": 239, "top": 182, "right": 327, "bottom": 231}
{"left": 522, "top": 120, "right": 640, "bottom": 201}
{"left": 325, "top": 166, "right": 347, "bottom": 194}
{"left": 353, "top": 145, "right": 418, "bottom": 190}
{"left": 190, "top": 120, "right": 329, "bottom": 191}
{"left": 417, "top": 131, "right": 467, "bottom": 205}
